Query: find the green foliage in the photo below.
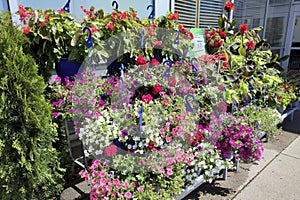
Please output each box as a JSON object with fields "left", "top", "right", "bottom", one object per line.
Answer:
{"left": 0, "top": 12, "right": 64, "bottom": 199}
{"left": 236, "top": 105, "right": 282, "bottom": 138}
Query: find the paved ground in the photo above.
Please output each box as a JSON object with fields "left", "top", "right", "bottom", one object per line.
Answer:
{"left": 61, "top": 111, "right": 300, "bottom": 200}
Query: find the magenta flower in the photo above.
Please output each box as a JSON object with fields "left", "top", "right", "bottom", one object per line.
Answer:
{"left": 53, "top": 111, "right": 59, "bottom": 118}
{"left": 137, "top": 186, "right": 144, "bottom": 192}
{"left": 124, "top": 191, "right": 132, "bottom": 199}
{"left": 142, "top": 94, "right": 153, "bottom": 103}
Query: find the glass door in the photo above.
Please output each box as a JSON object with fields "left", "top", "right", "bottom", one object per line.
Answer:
{"left": 289, "top": 13, "right": 300, "bottom": 69}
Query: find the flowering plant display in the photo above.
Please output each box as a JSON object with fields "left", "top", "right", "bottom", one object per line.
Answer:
{"left": 214, "top": 114, "right": 264, "bottom": 162}
{"left": 18, "top": 5, "right": 82, "bottom": 79}
{"left": 37, "top": 1, "right": 291, "bottom": 198}
{"left": 204, "top": 3, "right": 295, "bottom": 110}
{"left": 182, "top": 143, "right": 232, "bottom": 185}
{"left": 236, "top": 105, "right": 283, "bottom": 138}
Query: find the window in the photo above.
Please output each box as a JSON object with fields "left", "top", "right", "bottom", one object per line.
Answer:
{"left": 174, "top": 0, "right": 198, "bottom": 28}
{"left": 174, "top": 0, "right": 226, "bottom": 28}
{"left": 265, "top": 17, "right": 286, "bottom": 46}
{"left": 199, "top": 0, "right": 226, "bottom": 28}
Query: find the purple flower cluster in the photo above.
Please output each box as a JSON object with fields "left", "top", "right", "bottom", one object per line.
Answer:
{"left": 216, "top": 119, "right": 264, "bottom": 162}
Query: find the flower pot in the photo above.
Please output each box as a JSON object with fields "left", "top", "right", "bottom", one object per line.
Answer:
{"left": 153, "top": 48, "right": 163, "bottom": 63}
{"left": 56, "top": 57, "right": 81, "bottom": 79}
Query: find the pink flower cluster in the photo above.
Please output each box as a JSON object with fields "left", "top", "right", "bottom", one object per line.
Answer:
{"left": 216, "top": 118, "right": 264, "bottom": 161}
{"left": 80, "top": 159, "right": 153, "bottom": 200}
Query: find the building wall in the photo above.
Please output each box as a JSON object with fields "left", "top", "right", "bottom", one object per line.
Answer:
{"left": 0, "top": 0, "right": 9, "bottom": 11}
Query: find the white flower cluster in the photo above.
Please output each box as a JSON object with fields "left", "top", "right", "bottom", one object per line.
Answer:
{"left": 183, "top": 143, "right": 230, "bottom": 186}
{"left": 79, "top": 108, "right": 120, "bottom": 157}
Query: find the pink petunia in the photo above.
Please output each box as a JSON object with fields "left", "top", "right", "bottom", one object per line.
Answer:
{"left": 124, "top": 191, "right": 132, "bottom": 199}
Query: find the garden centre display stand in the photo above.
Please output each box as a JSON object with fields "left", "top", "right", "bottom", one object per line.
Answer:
{"left": 280, "top": 103, "right": 300, "bottom": 122}
{"left": 65, "top": 120, "right": 88, "bottom": 174}
{"left": 176, "top": 160, "right": 239, "bottom": 200}
{"left": 176, "top": 175, "right": 205, "bottom": 200}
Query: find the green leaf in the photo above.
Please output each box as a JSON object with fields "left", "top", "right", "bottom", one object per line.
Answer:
{"left": 238, "top": 45, "right": 246, "bottom": 57}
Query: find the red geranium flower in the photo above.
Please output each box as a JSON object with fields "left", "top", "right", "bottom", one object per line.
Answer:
{"left": 214, "top": 39, "right": 223, "bottom": 48}
{"left": 153, "top": 40, "right": 163, "bottom": 47}
{"left": 222, "top": 61, "right": 229, "bottom": 69}
{"left": 150, "top": 58, "right": 160, "bottom": 66}
{"left": 118, "top": 12, "right": 127, "bottom": 20}
{"left": 152, "top": 84, "right": 162, "bottom": 95}
{"left": 148, "top": 141, "right": 155, "bottom": 149}
{"left": 195, "top": 132, "right": 205, "bottom": 142}
{"left": 104, "top": 145, "right": 117, "bottom": 157}
{"left": 219, "top": 30, "right": 227, "bottom": 39}
{"left": 40, "top": 22, "right": 46, "bottom": 27}
{"left": 106, "top": 22, "right": 115, "bottom": 30}
{"left": 246, "top": 40, "right": 255, "bottom": 50}
{"left": 189, "top": 32, "right": 194, "bottom": 40}
{"left": 59, "top": 9, "right": 65, "bottom": 14}
{"left": 178, "top": 24, "right": 184, "bottom": 30}
{"left": 45, "top": 15, "right": 50, "bottom": 21}
{"left": 111, "top": 11, "right": 117, "bottom": 20}
{"left": 169, "top": 12, "right": 179, "bottom": 21}
{"left": 239, "top": 24, "right": 249, "bottom": 35}
{"left": 136, "top": 55, "right": 147, "bottom": 65}
{"left": 22, "top": 26, "right": 31, "bottom": 35}
{"left": 224, "top": 1, "right": 234, "bottom": 12}
{"left": 91, "top": 26, "right": 98, "bottom": 33}
{"left": 142, "top": 94, "right": 153, "bottom": 103}
{"left": 181, "top": 28, "right": 188, "bottom": 35}
{"left": 173, "top": 12, "right": 179, "bottom": 21}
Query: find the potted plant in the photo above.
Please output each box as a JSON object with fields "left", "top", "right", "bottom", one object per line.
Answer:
{"left": 18, "top": 4, "right": 84, "bottom": 80}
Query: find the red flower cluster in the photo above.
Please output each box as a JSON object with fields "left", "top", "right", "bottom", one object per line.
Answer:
{"left": 106, "top": 22, "right": 114, "bottom": 30}
{"left": 283, "top": 83, "right": 292, "bottom": 94}
{"left": 205, "top": 29, "right": 226, "bottom": 49}
{"left": 246, "top": 40, "right": 255, "bottom": 50}
{"left": 150, "top": 58, "right": 160, "bottom": 66}
{"left": 195, "top": 132, "right": 205, "bottom": 142}
{"left": 214, "top": 39, "right": 223, "bottom": 48}
{"left": 239, "top": 24, "right": 249, "bottom": 35}
{"left": 118, "top": 12, "right": 127, "bottom": 20}
{"left": 40, "top": 22, "right": 47, "bottom": 27}
{"left": 104, "top": 145, "right": 117, "bottom": 157}
{"left": 178, "top": 24, "right": 194, "bottom": 40}
{"left": 224, "top": 1, "right": 234, "bottom": 12}
{"left": 222, "top": 61, "right": 229, "bottom": 69}
{"left": 185, "top": 134, "right": 197, "bottom": 146}
{"left": 80, "top": 6, "right": 93, "bottom": 18}
{"left": 22, "top": 26, "right": 31, "bottom": 35}
{"left": 142, "top": 94, "right": 153, "bottom": 103}
{"left": 18, "top": 4, "right": 34, "bottom": 25}
{"left": 148, "top": 141, "right": 155, "bottom": 149}
{"left": 91, "top": 26, "right": 98, "bottom": 33}
{"left": 218, "top": 84, "right": 225, "bottom": 91}
{"left": 111, "top": 11, "right": 117, "bottom": 20}
{"left": 152, "top": 84, "right": 162, "bottom": 95}
{"left": 168, "top": 12, "right": 179, "bottom": 21}
{"left": 136, "top": 55, "right": 147, "bottom": 65}
{"left": 219, "top": 30, "right": 227, "bottom": 39}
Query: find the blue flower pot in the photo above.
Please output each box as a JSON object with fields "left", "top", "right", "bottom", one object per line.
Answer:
{"left": 56, "top": 57, "right": 81, "bottom": 79}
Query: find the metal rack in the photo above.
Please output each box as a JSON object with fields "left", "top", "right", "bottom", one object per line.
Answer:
{"left": 65, "top": 120, "right": 88, "bottom": 174}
